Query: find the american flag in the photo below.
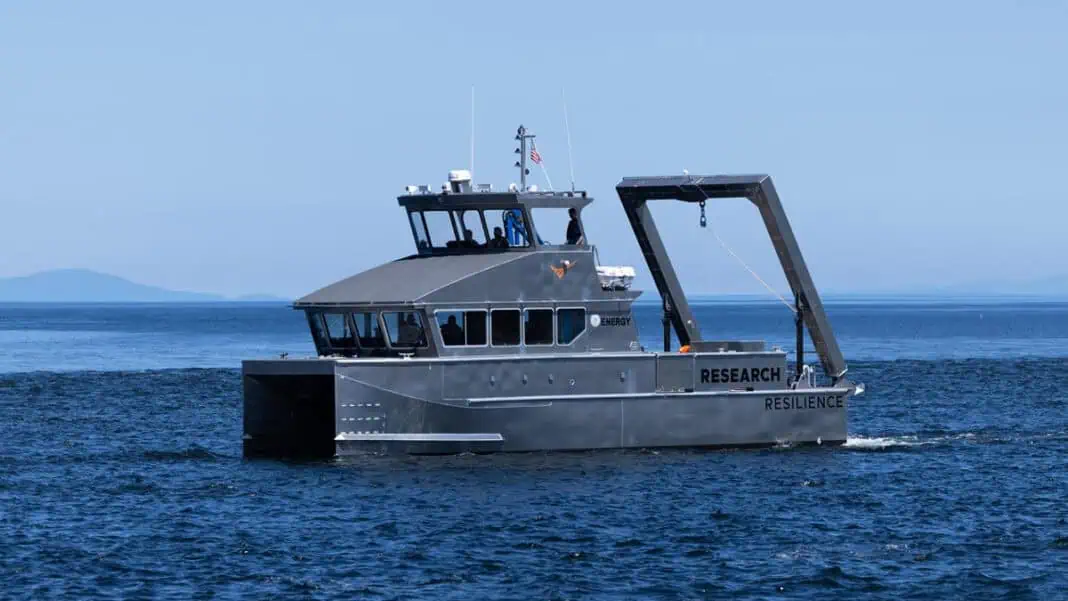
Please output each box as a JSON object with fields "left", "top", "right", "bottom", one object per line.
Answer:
{"left": 530, "top": 144, "right": 542, "bottom": 164}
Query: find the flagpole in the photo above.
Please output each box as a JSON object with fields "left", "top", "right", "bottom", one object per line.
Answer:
{"left": 532, "top": 141, "right": 553, "bottom": 191}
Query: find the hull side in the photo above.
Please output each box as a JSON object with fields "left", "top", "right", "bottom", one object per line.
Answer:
{"left": 333, "top": 371, "right": 848, "bottom": 455}
{"left": 243, "top": 357, "right": 851, "bottom": 457}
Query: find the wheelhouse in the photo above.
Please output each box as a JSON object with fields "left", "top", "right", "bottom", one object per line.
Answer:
{"left": 293, "top": 167, "right": 642, "bottom": 360}
{"left": 400, "top": 186, "right": 592, "bottom": 255}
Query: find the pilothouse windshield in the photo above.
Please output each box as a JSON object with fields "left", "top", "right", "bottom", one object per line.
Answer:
{"left": 408, "top": 208, "right": 533, "bottom": 253}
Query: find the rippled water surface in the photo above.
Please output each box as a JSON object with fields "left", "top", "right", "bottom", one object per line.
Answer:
{"left": 2, "top": 302, "right": 1067, "bottom": 599}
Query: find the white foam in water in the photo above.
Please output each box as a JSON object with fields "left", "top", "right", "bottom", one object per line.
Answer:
{"left": 843, "top": 436, "right": 922, "bottom": 449}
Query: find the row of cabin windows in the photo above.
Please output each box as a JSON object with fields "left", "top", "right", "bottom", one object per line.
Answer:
{"left": 313, "top": 311, "right": 428, "bottom": 351}
{"left": 312, "top": 307, "right": 587, "bottom": 353}
{"left": 435, "top": 308, "right": 586, "bottom": 347}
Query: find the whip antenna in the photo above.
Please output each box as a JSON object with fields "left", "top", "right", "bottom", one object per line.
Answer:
{"left": 562, "top": 88, "right": 576, "bottom": 191}
{"left": 474, "top": 85, "right": 478, "bottom": 178}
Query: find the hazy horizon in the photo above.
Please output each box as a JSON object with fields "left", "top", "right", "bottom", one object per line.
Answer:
{"left": 8, "top": 267, "right": 1068, "bottom": 304}
{"left": 2, "top": 1, "right": 1066, "bottom": 299}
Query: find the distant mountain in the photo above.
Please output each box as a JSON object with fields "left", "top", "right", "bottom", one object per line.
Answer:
{"left": 0, "top": 269, "right": 287, "bottom": 303}
{"left": 232, "top": 293, "right": 290, "bottom": 302}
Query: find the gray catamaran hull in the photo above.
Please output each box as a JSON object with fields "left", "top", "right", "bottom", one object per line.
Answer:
{"left": 243, "top": 356, "right": 849, "bottom": 457}
{"left": 335, "top": 390, "right": 848, "bottom": 455}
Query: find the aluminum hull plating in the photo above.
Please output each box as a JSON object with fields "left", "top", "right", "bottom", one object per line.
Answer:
{"left": 333, "top": 389, "right": 849, "bottom": 455}
{"left": 242, "top": 356, "right": 851, "bottom": 457}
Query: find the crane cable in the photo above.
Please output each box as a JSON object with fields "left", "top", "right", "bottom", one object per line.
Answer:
{"left": 681, "top": 181, "right": 797, "bottom": 314}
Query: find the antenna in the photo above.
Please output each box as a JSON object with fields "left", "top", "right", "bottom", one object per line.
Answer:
{"left": 562, "top": 88, "right": 576, "bottom": 191}
{"left": 474, "top": 84, "right": 478, "bottom": 180}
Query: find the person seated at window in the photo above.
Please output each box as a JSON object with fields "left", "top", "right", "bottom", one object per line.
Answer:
{"left": 440, "top": 314, "right": 465, "bottom": 345}
{"left": 487, "top": 226, "right": 509, "bottom": 249}
{"left": 460, "top": 228, "right": 482, "bottom": 249}
{"left": 566, "top": 207, "right": 584, "bottom": 245}
{"left": 398, "top": 313, "right": 424, "bottom": 345}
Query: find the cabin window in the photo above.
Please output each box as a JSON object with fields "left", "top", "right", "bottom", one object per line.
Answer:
{"left": 351, "top": 311, "right": 386, "bottom": 348}
{"left": 308, "top": 312, "right": 329, "bottom": 353}
{"left": 454, "top": 209, "right": 488, "bottom": 247}
{"left": 383, "top": 311, "right": 428, "bottom": 347}
{"left": 322, "top": 313, "right": 357, "bottom": 349}
{"left": 436, "top": 310, "right": 487, "bottom": 346}
{"left": 409, "top": 212, "right": 430, "bottom": 251}
{"left": 530, "top": 207, "right": 582, "bottom": 246}
{"left": 557, "top": 308, "right": 586, "bottom": 345}
{"left": 523, "top": 309, "right": 554, "bottom": 345}
{"left": 491, "top": 309, "right": 520, "bottom": 346}
{"left": 422, "top": 210, "right": 459, "bottom": 248}
{"left": 486, "top": 209, "right": 532, "bottom": 247}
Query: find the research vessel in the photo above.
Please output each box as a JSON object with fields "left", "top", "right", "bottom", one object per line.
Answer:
{"left": 242, "top": 125, "right": 863, "bottom": 456}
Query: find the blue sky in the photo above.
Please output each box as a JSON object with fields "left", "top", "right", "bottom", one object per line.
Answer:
{"left": 1, "top": 1, "right": 1065, "bottom": 298}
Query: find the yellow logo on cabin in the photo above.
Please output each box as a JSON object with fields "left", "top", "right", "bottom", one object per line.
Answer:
{"left": 549, "top": 259, "right": 578, "bottom": 279}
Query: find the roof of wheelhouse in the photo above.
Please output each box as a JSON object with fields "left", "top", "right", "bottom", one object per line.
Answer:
{"left": 296, "top": 190, "right": 600, "bottom": 308}
{"left": 397, "top": 189, "right": 593, "bottom": 211}
{"left": 293, "top": 252, "right": 530, "bottom": 307}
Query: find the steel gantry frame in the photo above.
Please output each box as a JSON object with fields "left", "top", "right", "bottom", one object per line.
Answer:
{"left": 615, "top": 174, "right": 849, "bottom": 384}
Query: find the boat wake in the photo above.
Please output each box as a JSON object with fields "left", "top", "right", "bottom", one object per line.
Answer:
{"left": 844, "top": 428, "right": 1066, "bottom": 451}
{"left": 843, "top": 435, "right": 924, "bottom": 450}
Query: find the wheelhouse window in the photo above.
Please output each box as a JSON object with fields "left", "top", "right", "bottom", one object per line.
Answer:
{"left": 530, "top": 207, "right": 583, "bottom": 246}
{"left": 383, "top": 311, "right": 428, "bottom": 347}
{"left": 491, "top": 309, "right": 520, "bottom": 346}
{"left": 436, "top": 310, "right": 487, "bottom": 346}
{"left": 422, "top": 210, "right": 459, "bottom": 249}
{"left": 486, "top": 209, "right": 531, "bottom": 248}
{"left": 322, "top": 313, "right": 357, "bottom": 351}
{"left": 308, "top": 312, "right": 329, "bottom": 353}
{"left": 409, "top": 208, "right": 533, "bottom": 253}
{"left": 409, "top": 212, "right": 430, "bottom": 251}
{"left": 454, "top": 209, "right": 487, "bottom": 248}
{"left": 523, "top": 309, "right": 553, "bottom": 345}
{"left": 351, "top": 311, "right": 385, "bottom": 348}
{"left": 557, "top": 308, "right": 586, "bottom": 345}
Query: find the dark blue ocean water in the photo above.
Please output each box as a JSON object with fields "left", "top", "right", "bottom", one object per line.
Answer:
{"left": 2, "top": 301, "right": 1067, "bottom": 600}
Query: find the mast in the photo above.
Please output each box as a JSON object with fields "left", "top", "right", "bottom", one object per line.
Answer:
{"left": 514, "top": 125, "right": 535, "bottom": 190}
